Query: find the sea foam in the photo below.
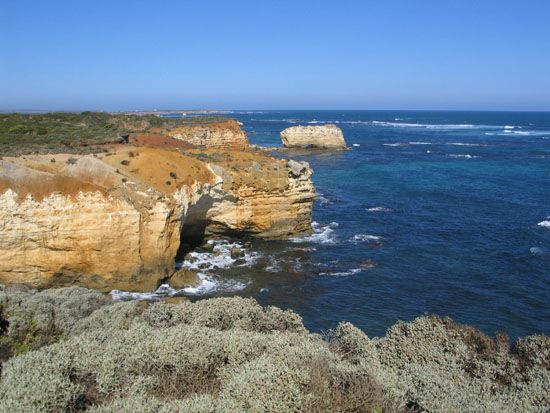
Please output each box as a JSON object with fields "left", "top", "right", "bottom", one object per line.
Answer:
{"left": 111, "top": 240, "right": 255, "bottom": 300}
{"left": 367, "top": 206, "right": 393, "bottom": 212}
{"left": 350, "top": 234, "right": 382, "bottom": 243}
{"left": 319, "top": 268, "right": 362, "bottom": 276}
{"left": 448, "top": 154, "right": 480, "bottom": 159}
{"left": 290, "top": 221, "right": 338, "bottom": 244}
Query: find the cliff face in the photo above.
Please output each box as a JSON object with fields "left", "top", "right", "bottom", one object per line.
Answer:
{"left": 280, "top": 124, "right": 347, "bottom": 149}
{"left": 0, "top": 152, "right": 213, "bottom": 291}
{"left": 0, "top": 147, "right": 314, "bottom": 291}
{"left": 167, "top": 120, "right": 249, "bottom": 150}
{"left": 206, "top": 154, "right": 314, "bottom": 238}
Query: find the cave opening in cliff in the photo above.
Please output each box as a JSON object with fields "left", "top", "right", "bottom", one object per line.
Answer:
{"left": 176, "top": 195, "right": 215, "bottom": 260}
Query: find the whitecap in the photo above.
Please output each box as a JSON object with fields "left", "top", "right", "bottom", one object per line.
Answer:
{"left": 445, "top": 142, "right": 484, "bottom": 146}
{"left": 352, "top": 143, "right": 361, "bottom": 147}
{"left": 448, "top": 154, "right": 480, "bottom": 159}
{"left": 409, "top": 141, "right": 431, "bottom": 145}
{"left": 537, "top": 220, "right": 550, "bottom": 228}
{"left": 383, "top": 143, "right": 406, "bottom": 147}
{"left": 290, "top": 221, "right": 338, "bottom": 244}
{"left": 373, "top": 121, "right": 481, "bottom": 129}
{"left": 319, "top": 268, "right": 362, "bottom": 276}
{"left": 316, "top": 192, "right": 334, "bottom": 205}
{"left": 350, "top": 234, "right": 382, "bottom": 243}
{"left": 367, "top": 206, "right": 392, "bottom": 212}
{"left": 530, "top": 247, "right": 542, "bottom": 256}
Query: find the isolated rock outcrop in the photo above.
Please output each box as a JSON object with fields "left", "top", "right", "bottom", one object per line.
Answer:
{"left": 0, "top": 147, "right": 314, "bottom": 291}
{"left": 280, "top": 124, "right": 347, "bottom": 149}
{"left": 167, "top": 120, "right": 249, "bottom": 150}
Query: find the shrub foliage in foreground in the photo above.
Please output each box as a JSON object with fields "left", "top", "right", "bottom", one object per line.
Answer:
{"left": 0, "top": 286, "right": 548, "bottom": 412}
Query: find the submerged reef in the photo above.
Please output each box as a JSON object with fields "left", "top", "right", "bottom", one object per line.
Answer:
{"left": 0, "top": 286, "right": 548, "bottom": 412}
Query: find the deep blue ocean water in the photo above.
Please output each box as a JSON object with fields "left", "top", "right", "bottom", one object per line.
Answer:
{"left": 146, "top": 111, "right": 550, "bottom": 339}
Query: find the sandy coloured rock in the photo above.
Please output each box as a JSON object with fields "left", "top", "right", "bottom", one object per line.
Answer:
{"left": 280, "top": 124, "right": 347, "bottom": 149}
{"left": 167, "top": 120, "right": 249, "bottom": 150}
{"left": 0, "top": 145, "right": 314, "bottom": 291}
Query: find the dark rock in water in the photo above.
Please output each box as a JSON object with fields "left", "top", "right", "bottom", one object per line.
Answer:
{"left": 169, "top": 269, "right": 200, "bottom": 289}
{"left": 200, "top": 242, "right": 215, "bottom": 252}
{"left": 234, "top": 258, "right": 246, "bottom": 265}
{"left": 183, "top": 253, "right": 196, "bottom": 263}
{"left": 231, "top": 246, "right": 245, "bottom": 259}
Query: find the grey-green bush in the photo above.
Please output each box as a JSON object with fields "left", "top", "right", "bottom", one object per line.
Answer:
{"left": 0, "top": 286, "right": 548, "bottom": 412}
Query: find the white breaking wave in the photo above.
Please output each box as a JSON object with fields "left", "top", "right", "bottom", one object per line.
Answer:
{"left": 385, "top": 141, "right": 485, "bottom": 147}
{"left": 537, "top": 220, "right": 550, "bottom": 228}
{"left": 350, "top": 234, "right": 382, "bottom": 243}
{"left": 372, "top": 121, "right": 480, "bottom": 129}
{"left": 316, "top": 192, "right": 334, "bottom": 205}
{"left": 291, "top": 221, "right": 338, "bottom": 244}
{"left": 445, "top": 142, "right": 485, "bottom": 146}
{"left": 250, "top": 118, "right": 298, "bottom": 123}
{"left": 486, "top": 129, "right": 550, "bottom": 137}
{"left": 367, "top": 206, "right": 392, "bottom": 212}
{"left": 448, "top": 154, "right": 480, "bottom": 159}
{"left": 111, "top": 240, "right": 256, "bottom": 300}
{"left": 307, "top": 120, "right": 341, "bottom": 124}
{"left": 319, "top": 268, "right": 362, "bottom": 276}
{"left": 352, "top": 143, "right": 361, "bottom": 147}
{"left": 180, "top": 240, "right": 259, "bottom": 272}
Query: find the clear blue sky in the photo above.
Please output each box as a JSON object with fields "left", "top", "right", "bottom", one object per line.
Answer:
{"left": 1, "top": 0, "right": 549, "bottom": 111}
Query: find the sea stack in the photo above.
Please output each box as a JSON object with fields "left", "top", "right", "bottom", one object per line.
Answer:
{"left": 280, "top": 124, "right": 347, "bottom": 149}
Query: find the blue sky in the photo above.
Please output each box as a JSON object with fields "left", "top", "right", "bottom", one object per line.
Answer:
{"left": 1, "top": 1, "right": 549, "bottom": 111}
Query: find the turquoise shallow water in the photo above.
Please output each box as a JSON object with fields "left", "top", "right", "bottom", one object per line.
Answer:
{"left": 155, "top": 111, "right": 549, "bottom": 339}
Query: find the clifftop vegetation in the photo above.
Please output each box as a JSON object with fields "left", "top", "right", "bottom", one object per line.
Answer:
{"left": 0, "top": 286, "right": 548, "bottom": 412}
{"left": 0, "top": 112, "right": 227, "bottom": 157}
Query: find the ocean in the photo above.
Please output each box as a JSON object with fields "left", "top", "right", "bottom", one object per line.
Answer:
{"left": 118, "top": 111, "right": 550, "bottom": 340}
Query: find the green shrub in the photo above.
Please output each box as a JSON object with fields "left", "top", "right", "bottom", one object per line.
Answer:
{"left": 8, "top": 124, "right": 34, "bottom": 134}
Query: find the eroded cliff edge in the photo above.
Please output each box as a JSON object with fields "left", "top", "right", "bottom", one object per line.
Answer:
{"left": 0, "top": 120, "right": 315, "bottom": 291}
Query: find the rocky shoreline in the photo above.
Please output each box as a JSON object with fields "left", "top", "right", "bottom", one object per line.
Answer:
{"left": 0, "top": 113, "right": 548, "bottom": 412}
{"left": 0, "top": 117, "right": 315, "bottom": 292}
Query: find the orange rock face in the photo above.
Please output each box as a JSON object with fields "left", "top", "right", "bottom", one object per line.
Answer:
{"left": 0, "top": 144, "right": 314, "bottom": 291}
{"left": 167, "top": 120, "right": 249, "bottom": 150}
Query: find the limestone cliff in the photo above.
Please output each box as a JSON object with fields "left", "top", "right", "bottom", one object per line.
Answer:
{"left": 205, "top": 153, "right": 314, "bottom": 238}
{"left": 0, "top": 147, "right": 314, "bottom": 291}
{"left": 280, "top": 124, "right": 347, "bottom": 149}
{"left": 167, "top": 120, "right": 249, "bottom": 150}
